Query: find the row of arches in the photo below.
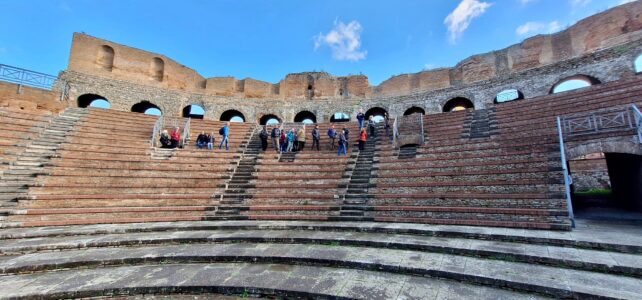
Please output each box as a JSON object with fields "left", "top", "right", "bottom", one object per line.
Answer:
{"left": 75, "top": 73, "right": 602, "bottom": 122}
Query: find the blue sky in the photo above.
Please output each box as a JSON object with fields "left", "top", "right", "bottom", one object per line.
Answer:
{"left": 0, "top": 0, "right": 634, "bottom": 86}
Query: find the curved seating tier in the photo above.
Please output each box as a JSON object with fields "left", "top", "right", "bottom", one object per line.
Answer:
{"left": 0, "top": 220, "right": 640, "bottom": 299}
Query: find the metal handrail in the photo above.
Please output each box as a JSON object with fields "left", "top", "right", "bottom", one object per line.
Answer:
{"left": 556, "top": 116, "right": 575, "bottom": 228}
{"left": 420, "top": 114, "right": 425, "bottom": 144}
{"left": 632, "top": 104, "right": 642, "bottom": 143}
{"left": 0, "top": 64, "right": 57, "bottom": 90}
{"left": 150, "top": 115, "right": 164, "bottom": 147}
{"left": 181, "top": 118, "right": 191, "bottom": 147}
{"left": 392, "top": 116, "right": 398, "bottom": 148}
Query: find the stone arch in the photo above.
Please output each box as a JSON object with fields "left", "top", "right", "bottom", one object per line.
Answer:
{"left": 365, "top": 107, "right": 388, "bottom": 122}
{"left": 330, "top": 112, "right": 350, "bottom": 123}
{"left": 550, "top": 75, "right": 600, "bottom": 94}
{"left": 150, "top": 57, "right": 164, "bottom": 82}
{"left": 220, "top": 109, "right": 246, "bottom": 122}
{"left": 77, "top": 94, "right": 110, "bottom": 109}
{"left": 442, "top": 97, "right": 474, "bottom": 112}
{"left": 97, "top": 45, "right": 114, "bottom": 72}
{"left": 294, "top": 110, "right": 317, "bottom": 124}
{"left": 182, "top": 104, "right": 205, "bottom": 119}
{"left": 494, "top": 89, "right": 524, "bottom": 103}
{"left": 403, "top": 106, "right": 425, "bottom": 116}
{"left": 131, "top": 101, "right": 162, "bottom": 115}
{"left": 259, "top": 114, "right": 282, "bottom": 125}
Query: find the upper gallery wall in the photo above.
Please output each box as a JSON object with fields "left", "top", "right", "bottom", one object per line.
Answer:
{"left": 66, "top": 1, "right": 642, "bottom": 100}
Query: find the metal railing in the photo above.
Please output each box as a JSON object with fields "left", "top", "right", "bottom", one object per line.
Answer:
{"left": 560, "top": 106, "right": 636, "bottom": 137}
{"left": 420, "top": 114, "right": 425, "bottom": 144}
{"left": 181, "top": 118, "right": 191, "bottom": 147}
{"left": 150, "top": 115, "right": 164, "bottom": 147}
{"left": 632, "top": 104, "right": 642, "bottom": 143}
{"left": 556, "top": 116, "right": 575, "bottom": 228}
{"left": 0, "top": 64, "right": 57, "bottom": 90}
{"left": 392, "top": 116, "right": 398, "bottom": 148}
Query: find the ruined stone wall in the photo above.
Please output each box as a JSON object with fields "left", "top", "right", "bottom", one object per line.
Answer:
{"left": 60, "top": 37, "right": 642, "bottom": 123}
{"left": 65, "top": 1, "right": 642, "bottom": 102}
{"left": 569, "top": 158, "right": 611, "bottom": 191}
{"left": 0, "top": 81, "right": 66, "bottom": 114}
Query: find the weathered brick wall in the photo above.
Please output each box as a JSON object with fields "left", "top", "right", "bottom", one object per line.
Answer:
{"left": 569, "top": 158, "right": 611, "bottom": 191}
{"left": 0, "top": 81, "right": 66, "bottom": 114}
{"left": 64, "top": 1, "right": 642, "bottom": 103}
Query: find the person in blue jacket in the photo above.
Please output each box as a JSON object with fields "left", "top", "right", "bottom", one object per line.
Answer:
{"left": 218, "top": 122, "right": 230, "bottom": 150}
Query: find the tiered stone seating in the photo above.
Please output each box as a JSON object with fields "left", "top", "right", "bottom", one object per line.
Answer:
{"left": 6, "top": 109, "right": 252, "bottom": 227}
{"left": 368, "top": 76, "right": 642, "bottom": 230}
{"left": 0, "top": 220, "right": 640, "bottom": 299}
{"left": 239, "top": 150, "right": 352, "bottom": 220}
{"left": 0, "top": 108, "right": 52, "bottom": 174}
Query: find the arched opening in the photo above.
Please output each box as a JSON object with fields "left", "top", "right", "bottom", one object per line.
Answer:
{"left": 96, "top": 45, "right": 114, "bottom": 72}
{"left": 365, "top": 107, "right": 387, "bottom": 123}
{"left": 259, "top": 114, "right": 281, "bottom": 125}
{"left": 551, "top": 75, "right": 599, "bottom": 94}
{"left": 443, "top": 97, "right": 474, "bottom": 112}
{"left": 150, "top": 57, "right": 164, "bottom": 82}
{"left": 494, "top": 89, "right": 524, "bottom": 103}
{"left": 570, "top": 152, "right": 642, "bottom": 221}
{"left": 77, "top": 94, "right": 111, "bottom": 109}
{"left": 330, "top": 112, "right": 350, "bottom": 123}
{"left": 182, "top": 104, "right": 204, "bottom": 119}
{"left": 635, "top": 54, "right": 642, "bottom": 73}
{"left": 131, "top": 101, "right": 162, "bottom": 116}
{"left": 220, "top": 110, "right": 246, "bottom": 123}
{"left": 403, "top": 106, "right": 425, "bottom": 116}
{"left": 294, "top": 111, "right": 317, "bottom": 124}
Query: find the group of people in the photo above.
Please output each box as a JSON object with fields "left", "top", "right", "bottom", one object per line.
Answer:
{"left": 158, "top": 122, "right": 232, "bottom": 150}
{"left": 262, "top": 124, "right": 320, "bottom": 153}
{"left": 159, "top": 126, "right": 183, "bottom": 149}
{"left": 158, "top": 109, "right": 391, "bottom": 155}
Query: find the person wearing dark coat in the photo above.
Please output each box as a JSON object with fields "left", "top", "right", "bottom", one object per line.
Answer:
{"left": 312, "top": 125, "right": 321, "bottom": 151}
{"left": 259, "top": 126, "right": 269, "bottom": 151}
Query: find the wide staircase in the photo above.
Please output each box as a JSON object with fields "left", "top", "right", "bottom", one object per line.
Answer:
{"left": 209, "top": 126, "right": 262, "bottom": 220}
{"left": 338, "top": 125, "right": 381, "bottom": 220}
{"left": 0, "top": 220, "right": 640, "bottom": 299}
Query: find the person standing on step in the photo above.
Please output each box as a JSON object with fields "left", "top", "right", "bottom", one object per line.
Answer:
{"left": 259, "top": 125, "right": 269, "bottom": 151}
{"left": 218, "top": 122, "right": 230, "bottom": 150}
{"left": 343, "top": 126, "right": 350, "bottom": 151}
{"left": 196, "top": 131, "right": 208, "bottom": 149}
{"left": 368, "top": 115, "right": 377, "bottom": 138}
{"left": 358, "top": 127, "right": 368, "bottom": 151}
{"left": 356, "top": 109, "right": 365, "bottom": 129}
{"left": 170, "top": 126, "right": 181, "bottom": 149}
{"left": 327, "top": 125, "right": 337, "bottom": 150}
{"left": 207, "top": 131, "right": 215, "bottom": 150}
{"left": 337, "top": 130, "right": 347, "bottom": 156}
{"left": 297, "top": 125, "right": 306, "bottom": 152}
{"left": 384, "top": 112, "right": 391, "bottom": 139}
{"left": 286, "top": 128, "right": 296, "bottom": 152}
{"left": 271, "top": 126, "right": 281, "bottom": 153}
{"left": 280, "top": 129, "right": 287, "bottom": 153}
{"left": 312, "top": 124, "right": 321, "bottom": 151}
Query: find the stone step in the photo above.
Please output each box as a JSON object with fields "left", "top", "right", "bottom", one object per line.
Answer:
{"left": 339, "top": 210, "right": 365, "bottom": 216}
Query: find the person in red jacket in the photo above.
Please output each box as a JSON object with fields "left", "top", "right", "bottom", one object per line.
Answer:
{"left": 170, "top": 126, "right": 181, "bottom": 148}
{"left": 358, "top": 127, "right": 368, "bottom": 151}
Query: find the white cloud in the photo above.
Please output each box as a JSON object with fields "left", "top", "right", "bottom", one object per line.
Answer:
{"left": 516, "top": 21, "right": 562, "bottom": 36}
{"left": 619, "top": 0, "right": 636, "bottom": 5}
{"left": 314, "top": 20, "right": 367, "bottom": 62}
{"left": 570, "top": 0, "right": 592, "bottom": 8}
{"left": 444, "top": 0, "right": 493, "bottom": 44}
